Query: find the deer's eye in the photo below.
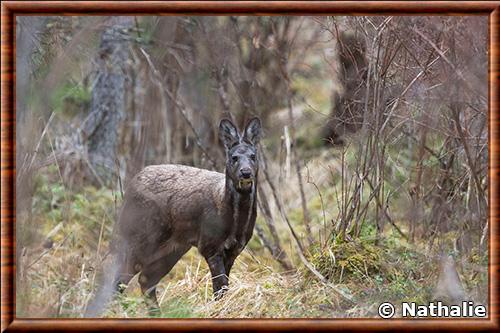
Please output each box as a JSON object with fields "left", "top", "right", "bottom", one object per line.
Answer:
{"left": 250, "top": 154, "right": 256, "bottom": 161}
{"left": 231, "top": 156, "right": 239, "bottom": 163}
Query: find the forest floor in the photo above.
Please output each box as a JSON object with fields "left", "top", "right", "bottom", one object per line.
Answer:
{"left": 16, "top": 149, "right": 488, "bottom": 318}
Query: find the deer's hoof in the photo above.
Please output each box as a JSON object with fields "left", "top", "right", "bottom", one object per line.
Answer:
{"left": 214, "top": 286, "right": 229, "bottom": 300}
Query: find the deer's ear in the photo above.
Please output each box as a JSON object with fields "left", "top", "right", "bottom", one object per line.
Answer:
{"left": 219, "top": 119, "right": 240, "bottom": 150}
{"left": 243, "top": 117, "right": 261, "bottom": 145}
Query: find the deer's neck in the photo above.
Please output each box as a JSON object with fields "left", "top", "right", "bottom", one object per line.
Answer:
{"left": 224, "top": 177, "right": 257, "bottom": 244}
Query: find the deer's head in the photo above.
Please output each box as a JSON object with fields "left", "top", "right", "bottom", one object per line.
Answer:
{"left": 219, "top": 117, "right": 261, "bottom": 193}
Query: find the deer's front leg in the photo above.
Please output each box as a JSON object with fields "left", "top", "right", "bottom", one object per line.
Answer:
{"left": 205, "top": 253, "right": 229, "bottom": 299}
{"left": 223, "top": 243, "right": 244, "bottom": 277}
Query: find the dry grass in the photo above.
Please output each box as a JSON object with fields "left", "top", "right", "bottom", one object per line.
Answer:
{"left": 20, "top": 243, "right": 355, "bottom": 318}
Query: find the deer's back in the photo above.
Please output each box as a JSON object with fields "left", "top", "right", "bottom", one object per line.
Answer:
{"left": 129, "top": 164, "right": 224, "bottom": 206}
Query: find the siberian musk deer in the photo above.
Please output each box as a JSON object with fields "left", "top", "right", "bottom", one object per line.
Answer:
{"left": 86, "top": 118, "right": 261, "bottom": 316}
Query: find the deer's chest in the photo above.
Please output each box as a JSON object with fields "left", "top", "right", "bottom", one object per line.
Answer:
{"left": 223, "top": 198, "right": 256, "bottom": 251}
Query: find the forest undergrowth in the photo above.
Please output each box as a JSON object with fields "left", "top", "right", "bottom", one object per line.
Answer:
{"left": 18, "top": 144, "right": 487, "bottom": 318}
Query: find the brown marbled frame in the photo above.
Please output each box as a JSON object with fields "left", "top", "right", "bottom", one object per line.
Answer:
{"left": 1, "top": 1, "right": 499, "bottom": 331}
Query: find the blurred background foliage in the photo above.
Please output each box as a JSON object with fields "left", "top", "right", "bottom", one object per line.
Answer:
{"left": 15, "top": 16, "right": 488, "bottom": 318}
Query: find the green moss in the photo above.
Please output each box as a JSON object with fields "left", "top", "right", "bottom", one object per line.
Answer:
{"left": 308, "top": 234, "right": 437, "bottom": 305}
{"left": 309, "top": 239, "right": 384, "bottom": 283}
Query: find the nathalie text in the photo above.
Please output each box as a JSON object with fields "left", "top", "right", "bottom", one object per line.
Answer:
{"left": 402, "top": 301, "right": 486, "bottom": 318}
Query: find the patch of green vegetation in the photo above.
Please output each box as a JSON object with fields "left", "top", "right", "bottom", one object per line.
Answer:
{"left": 159, "top": 297, "right": 198, "bottom": 318}
{"left": 32, "top": 168, "right": 116, "bottom": 248}
{"left": 290, "top": 68, "right": 335, "bottom": 151}
{"left": 106, "top": 294, "right": 198, "bottom": 318}
{"left": 373, "top": 273, "right": 432, "bottom": 304}
{"left": 108, "top": 294, "right": 143, "bottom": 317}
{"left": 291, "top": 69, "right": 333, "bottom": 112}
{"left": 309, "top": 239, "right": 385, "bottom": 284}
{"left": 51, "top": 81, "right": 91, "bottom": 117}
{"left": 308, "top": 229, "right": 436, "bottom": 305}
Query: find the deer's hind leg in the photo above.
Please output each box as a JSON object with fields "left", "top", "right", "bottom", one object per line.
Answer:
{"left": 114, "top": 251, "right": 140, "bottom": 293}
{"left": 84, "top": 250, "right": 139, "bottom": 317}
{"left": 138, "top": 245, "right": 190, "bottom": 316}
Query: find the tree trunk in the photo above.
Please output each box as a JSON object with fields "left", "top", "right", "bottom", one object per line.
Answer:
{"left": 82, "top": 19, "right": 133, "bottom": 186}
{"left": 322, "top": 30, "right": 368, "bottom": 145}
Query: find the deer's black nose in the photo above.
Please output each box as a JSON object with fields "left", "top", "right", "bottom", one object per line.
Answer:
{"left": 240, "top": 168, "right": 252, "bottom": 179}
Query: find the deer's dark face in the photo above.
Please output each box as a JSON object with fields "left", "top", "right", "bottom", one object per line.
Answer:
{"left": 227, "top": 142, "right": 258, "bottom": 192}
{"left": 219, "top": 118, "right": 261, "bottom": 193}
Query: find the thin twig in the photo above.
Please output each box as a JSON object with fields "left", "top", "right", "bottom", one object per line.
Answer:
{"left": 26, "top": 112, "right": 55, "bottom": 172}
{"left": 413, "top": 27, "right": 486, "bottom": 101}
